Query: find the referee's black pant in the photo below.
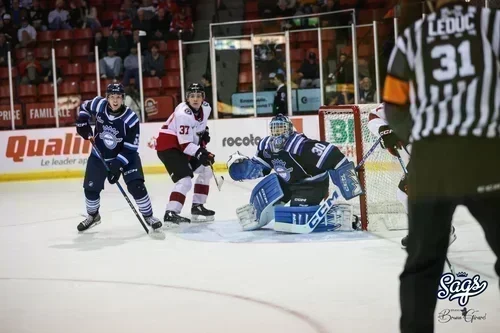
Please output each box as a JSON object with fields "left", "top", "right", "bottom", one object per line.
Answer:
{"left": 400, "top": 137, "right": 500, "bottom": 333}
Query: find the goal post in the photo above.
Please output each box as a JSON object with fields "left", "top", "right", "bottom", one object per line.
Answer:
{"left": 319, "top": 104, "right": 408, "bottom": 232}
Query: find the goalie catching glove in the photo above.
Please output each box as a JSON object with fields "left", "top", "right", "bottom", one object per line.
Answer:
{"left": 227, "top": 152, "right": 265, "bottom": 181}
{"left": 378, "top": 125, "right": 404, "bottom": 157}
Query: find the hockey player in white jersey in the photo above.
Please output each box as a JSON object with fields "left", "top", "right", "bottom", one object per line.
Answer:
{"left": 153, "top": 83, "right": 215, "bottom": 226}
{"left": 367, "top": 103, "right": 456, "bottom": 247}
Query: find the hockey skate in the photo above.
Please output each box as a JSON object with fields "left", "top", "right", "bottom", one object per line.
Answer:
{"left": 401, "top": 226, "right": 457, "bottom": 249}
{"left": 191, "top": 204, "right": 215, "bottom": 222}
{"left": 144, "top": 215, "right": 163, "bottom": 230}
{"left": 163, "top": 210, "right": 191, "bottom": 228}
{"left": 77, "top": 213, "right": 101, "bottom": 232}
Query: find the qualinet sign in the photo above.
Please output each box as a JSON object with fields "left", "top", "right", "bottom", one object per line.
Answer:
{"left": 1, "top": 129, "right": 92, "bottom": 175}
{"left": 6, "top": 133, "right": 91, "bottom": 162}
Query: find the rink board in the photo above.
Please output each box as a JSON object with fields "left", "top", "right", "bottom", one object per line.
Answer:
{"left": 0, "top": 116, "right": 319, "bottom": 182}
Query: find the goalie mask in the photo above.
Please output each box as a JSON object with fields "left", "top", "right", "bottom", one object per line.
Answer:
{"left": 269, "top": 114, "right": 294, "bottom": 153}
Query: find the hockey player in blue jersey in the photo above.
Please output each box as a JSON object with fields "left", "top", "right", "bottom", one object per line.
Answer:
{"left": 227, "top": 114, "right": 363, "bottom": 233}
{"left": 75, "top": 83, "right": 162, "bottom": 232}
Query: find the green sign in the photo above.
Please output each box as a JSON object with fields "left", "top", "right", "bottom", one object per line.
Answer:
{"left": 328, "top": 118, "right": 355, "bottom": 144}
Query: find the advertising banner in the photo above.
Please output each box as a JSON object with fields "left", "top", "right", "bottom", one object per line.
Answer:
{"left": 0, "top": 115, "right": 320, "bottom": 181}
{"left": 297, "top": 88, "right": 321, "bottom": 112}
{"left": 231, "top": 90, "right": 299, "bottom": 115}
{"left": 25, "top": 95, "right": 81, "bottom": 126}
{"left": 0, "top": 104, "right": 23, "bottom": 128}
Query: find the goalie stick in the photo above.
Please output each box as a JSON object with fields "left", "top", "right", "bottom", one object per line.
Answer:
{"left": 275, "top": 138, "right": 382, "bottom": 234}
{"left": 394, "top": 148, "right": 456, "bottom": 275}
{"left": 89, "top": 138, "right": 165, "bottom": 240}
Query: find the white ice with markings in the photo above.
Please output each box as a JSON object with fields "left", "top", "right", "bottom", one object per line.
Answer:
{"left": 0, "top": 174, "right": 498, "bottom": 333}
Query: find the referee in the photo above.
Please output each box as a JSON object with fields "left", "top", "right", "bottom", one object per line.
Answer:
{"left": 383, "top": 1, "right": 500, "bottom": 332}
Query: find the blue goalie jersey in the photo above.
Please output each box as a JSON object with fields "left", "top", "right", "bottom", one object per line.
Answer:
{"left": 77, "top": 96, "right": 140, "bottom": 165}
{"left": 254, "top": 133, "right": 347, "bottom": 184}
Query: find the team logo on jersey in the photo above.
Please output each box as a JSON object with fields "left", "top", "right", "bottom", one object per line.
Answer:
{"left": 99, "top": 125, "right": 123, "bottom": 150}
{"left": 271, "top": 159, "right": 293, "bottom": 181}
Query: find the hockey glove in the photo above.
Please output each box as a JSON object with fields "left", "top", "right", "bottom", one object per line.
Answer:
{"left": 106, "top": 159, "right": 123, "bottom": 184}
{"left": 199, "top": 127, "right": 211, "bottom": 146}
{"left": 378, "top": 125, "right": 403, "bottom": 157}
{"left": 76, "top": 121, "right": 93, "bottom": 140}
{"left": 195, "top": 147, "right": 215, "bottom": 167}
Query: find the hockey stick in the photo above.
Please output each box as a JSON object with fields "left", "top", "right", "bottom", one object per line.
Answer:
{"left": 356, "top": 137, "right": 382, "bottom": 171}
{"left": 89, "top": 138, "right": 159, "bottom": 237}
{"left": 275, "top": 138, "right": 382, "bottom": 234}
{"left": 209, "top": 162, "right": 224, "bottom": 191}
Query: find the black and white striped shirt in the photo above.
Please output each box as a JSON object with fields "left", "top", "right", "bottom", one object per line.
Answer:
{"left": 383, "top": 3, "right": 500, "bottom": 142}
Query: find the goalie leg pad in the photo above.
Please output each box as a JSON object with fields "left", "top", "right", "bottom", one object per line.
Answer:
{"left": 329, "top": 161, "right": 363, "bottom": 200}
{"left": 250, "top": 174, "right": 284, "bottom": 221}
{"left": 236, "top": 174, "right": 284, "bottom": 231}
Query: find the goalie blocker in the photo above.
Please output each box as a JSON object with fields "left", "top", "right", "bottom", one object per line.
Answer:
{"left": 236, "top": 160, "right": 363, "bottom": 234}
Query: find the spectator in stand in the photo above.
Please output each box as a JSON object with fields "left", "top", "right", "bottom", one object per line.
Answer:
{"left": 10, "top": 0, "right": 23, "bottom": 27}
{"left": 28, "top": 0, "right": 48, "bottom": 31}
{"left": 122, "top": 45, "right": 142, "bottom": 90}
{"left": 16, "top": 16, "right": 36, "bottom": 48}
{"left": 131, "top": 9, "right": 152, "bottom": 39}
{"left": 150, "top": 7, "right": 171, "bottom": 41}
{"left": 143, "top": 43, "right": 165, "bottom": 78}
{"left": 138, "top": 0, "right": 156, "bottom": 20}
{"left": 122, "top": 0, "right": 137, "bottom": 21}
{"left": 18, "top": 50, "right": 42, "bottom": 84}
{"left": 359, "top": 76, "right": 376, "bottom": 103}
{"left": 296, "top": 51, "right": 320, "bottom": 88}
{"left": 169, "top": 7, "right": 193, "bottom": 40}
{"left": 110, "top": 9, "right": 132, "bottom": 36}
{"left": 89, "top": 30, "right": 107, "bottom": 61}
{"left": 0, "top": 33, "right": 9, "bottom": 67}
{"left": 201, "top": 74, "right": 213, "bottom": 108}
{"left": 0, "top": 1, "right": 6, "bottom": 19}
{"left": 128, "top": 29, "right": 147, "bottom": 54}
{"left": 107, "top": 28, "right": 129, "bottom": 59}
{"left": 335, "top": 52, "right": 353, "bottom": 84}
{"left": 159, "top": 0, "right": 178, "bottom": 15}
{"left": 84, "top": 6, "right": 101, "bottom": 31}
{"left": 1, "top": 14, "right": 18, "bottom": 45}
{"left": 39, "top": 47, "right": 62, "bottom": 84}
{"left": 17, "top": 0, "right": 33, "bottom": 9}
{"left": 69, "top": 0, "right": 87, "bottom": 28}
{"left": 48, "top": 0, "right": 71, "bottom": 30}
{"left": 99, "top": 46, "right": 122, "bottom": 79}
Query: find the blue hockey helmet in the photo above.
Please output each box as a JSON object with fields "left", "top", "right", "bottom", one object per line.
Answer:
{"left": 269, "top": 114, "right": 294, "bottom": 153}
{"left": 106, "top": 83, "right": 125, "bottom": 97}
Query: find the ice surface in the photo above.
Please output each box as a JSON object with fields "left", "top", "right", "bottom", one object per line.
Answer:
{"left": 0, "top": 174, "right": 498, "bottom": 333}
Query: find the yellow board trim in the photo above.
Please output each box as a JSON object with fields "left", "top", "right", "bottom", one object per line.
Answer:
{"left": 0, "top": 163, "right": 228, "bottom": 182}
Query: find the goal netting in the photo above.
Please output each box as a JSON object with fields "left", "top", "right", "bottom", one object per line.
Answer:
{"left": 319, "top": 104, "right": 408, "bottom": 232}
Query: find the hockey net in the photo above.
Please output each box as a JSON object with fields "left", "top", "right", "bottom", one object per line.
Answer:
{"left": 319, "top": 104, "right": 407, "bottom": 232}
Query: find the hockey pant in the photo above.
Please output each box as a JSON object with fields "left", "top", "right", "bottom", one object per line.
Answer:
{"left": 279, "top": 176, "right": 330, "bottom": 207}
{"left": 83, "top": 154, "right": 153, "bottom": 217}
{"left": 157, "top": 149, "right": 211, "bottom": 213}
